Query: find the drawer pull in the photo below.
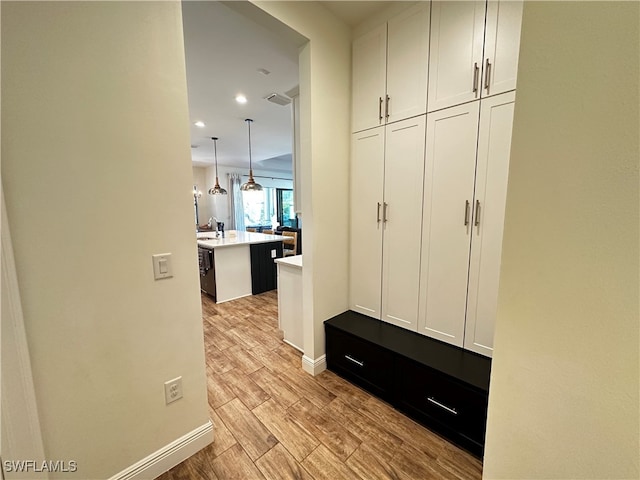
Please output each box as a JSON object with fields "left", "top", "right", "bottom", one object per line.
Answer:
{"left": 344, "top": 355, "right": 364, "bottom": 367}
{"left": 427, "top": 397, "right": 458, "bottom": 415}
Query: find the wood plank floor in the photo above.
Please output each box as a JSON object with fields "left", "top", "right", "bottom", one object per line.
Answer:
{"left": 156, "top": 291, "right": 483, "bottom": 480}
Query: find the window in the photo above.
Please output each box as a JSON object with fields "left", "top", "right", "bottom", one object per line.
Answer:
{"left": 243, "top": 188, "right": 296, "bottom": 229}
{"left": 277, "top": 188, "right": 297, "bottom": 228}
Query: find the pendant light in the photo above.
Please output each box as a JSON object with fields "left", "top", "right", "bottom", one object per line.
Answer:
{"left": 240, "top": 118, "right": 263, "bottom": 192}
{"left": 208, "top": 137, "right": 227, "bottom": 195}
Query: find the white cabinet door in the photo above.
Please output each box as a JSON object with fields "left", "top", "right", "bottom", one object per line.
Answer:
{"left": 465, "top": 92, "right": 515, "bottom": 356}
{"left": 418, "top": 102, "right": 480, "bottom": 345}
{"left": 352, "top": 24, "right": 387, "bottom": 133}
{"left": 350, "top": 128, "right": 385, "bottom": 318}
{"left": 428, "top": 1, "right": 486, "bottom": 112}
{"left": 381, "top": 116, "right": 426, "bottom": 331}
{"left": 386, "top": 3, "right": 430, "bottom": 124}
{"left": 482, "top": 0, "right": 523, "bottom": 98}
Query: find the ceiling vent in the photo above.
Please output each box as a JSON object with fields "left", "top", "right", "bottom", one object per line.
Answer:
{"left": 265, "top": 93, "right": 291, "bottom": 106}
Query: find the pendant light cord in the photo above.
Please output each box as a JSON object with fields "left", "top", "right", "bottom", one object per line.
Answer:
{"left": 246, "top": 118, "right": 253, "bottom": 173}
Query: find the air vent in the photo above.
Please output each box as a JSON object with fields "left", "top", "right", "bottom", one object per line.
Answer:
{"left": 265, "top": 93, "right": 291, "bottom": 106}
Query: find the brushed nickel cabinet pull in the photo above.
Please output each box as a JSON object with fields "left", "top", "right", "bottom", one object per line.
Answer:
{"left": 473, "top": 63, "right": 479, "bottom": 93}
{"left": 377, "top": 202, "right": 381, "bottom": 223}
{"left": 385, "top": 95, "right": 390, "bottom": 120}
{"left": 464, "top": 200, "right": 470, "bottom": 226}
{"left": 484, "top": 59, "right": 491, "bottom": 90}
{"left": 427, "top": 397, "right": 458, "bottom": 415}
{"left": 474, "top": 200, "right": 481, "bottom": 227}
{"left": 345, "top": 355, "right": 364, "bottom": 367}
{"left": 378, "top": 97, "right": 383, "bottom": 122}
{"left": 383, "top": 202, "right": 388, "bottom": 223}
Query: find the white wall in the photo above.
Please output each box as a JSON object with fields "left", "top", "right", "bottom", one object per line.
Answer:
{"left": 252, "top": 1, "right": 351, "bottom": 363}
{"left": 2, "top": 2, "right": 210, "bottom": 478}
{"left": 484, "top": 2, "right": 639, "bottom": 478}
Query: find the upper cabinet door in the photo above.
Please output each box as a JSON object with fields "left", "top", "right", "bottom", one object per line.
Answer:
{"left": 350, "top": 128, "right": 385, "bottom": 318}
{"left": 352, "top": 24, "right": 387, "bottom": 133}
{"left": 428, "top": 1, "right": 486, "bottom": 113}
{"left": 482, "top": 0, "right": 523, "bottom": 97}
{"left": 386, "top": 3, "right": 430, "bottom": 124}
{"left": 381, "top": 116, "right": 426, "bottom": 332}
{"left": 418, "top": 102, "right": 480, "bottom": 346}
{"left": 465, "top": 92, "right": 515, "bottom": 357}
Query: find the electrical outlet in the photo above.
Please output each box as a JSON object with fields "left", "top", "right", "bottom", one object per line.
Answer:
{"left": 164, "top": 376, "right": 183, "bottom": 405}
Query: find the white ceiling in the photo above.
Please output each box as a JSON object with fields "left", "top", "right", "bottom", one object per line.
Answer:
{"left": 182, "top": 1, "right": 394, "bottom": 173}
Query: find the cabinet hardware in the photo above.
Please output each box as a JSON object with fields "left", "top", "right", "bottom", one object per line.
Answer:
{"left": 484, "top": 59, "right": 491, "bottom": 90}
{"left": 383, "top": 202, "right": 388, "bottom": 223}
{"left": 385, "top": 95, "right": 390, "bottom": 120}
{"left": 474, "top": 200, "right": 481, "bottom": 227}
{"left": 377, "top": 202, "right": 381, "bottom": 223}
{"left": 472, "top": 62, "right": 479, "bottom": 93}
{"left": 378, "top": 97, "right": 383, "bottom": 122}
{"left": 464, "top": 200, "right": 470, "bottom": 226}
{"left": 345, "top": 355, "right": 364, "bottom": 367}
{"left": 427, "top": 397, "right": 458, "bottom": 415}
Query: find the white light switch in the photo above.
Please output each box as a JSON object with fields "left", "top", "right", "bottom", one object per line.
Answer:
{"left": 271, "top": 249, "right": 277, "bottom": 258}
{"left": 152, "top": 253, "right": 173, "bottom": 280}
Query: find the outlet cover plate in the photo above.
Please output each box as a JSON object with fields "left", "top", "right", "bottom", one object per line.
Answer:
{"left": 164, "top": 376, "right": 183, "bottom": 404}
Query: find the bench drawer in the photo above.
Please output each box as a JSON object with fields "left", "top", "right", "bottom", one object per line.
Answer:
{"left": 326, "top": 326, "right": 394, "bottom": 399}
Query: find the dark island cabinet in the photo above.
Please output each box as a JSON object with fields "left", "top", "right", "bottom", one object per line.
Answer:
{"left": 325, "top": 310, "right": 491, "bottom": 457}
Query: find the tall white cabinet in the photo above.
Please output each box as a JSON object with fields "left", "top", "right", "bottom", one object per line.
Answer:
{"left": 464, "top": 92, "right": 516, "bottom": 356}
{"left": 428, "top": 0, "right": 522, "bottom": 112}
{"left": 351, "top": 3, "right": 430, "bottom": 132}
{"left": 350, "top": 128, "right": 385, "bottom": 318}
{"left": 418, "top": 92, "right": 515, "bottom": 355}
{"left": 349, "top": 1, "right": 521, "bottom": 358}
{"left": 350, "top": 116, "right": 426, "bottom": 331}
{"left": 419, "top": 101, "right": 481, "bottom": 345}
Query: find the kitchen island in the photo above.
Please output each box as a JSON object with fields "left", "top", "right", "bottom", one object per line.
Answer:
{"left": 275, "top": 255, "right": 303, "bottom": 351}
{"left": 197, "top": 231, "right": 285, "bottom": 303}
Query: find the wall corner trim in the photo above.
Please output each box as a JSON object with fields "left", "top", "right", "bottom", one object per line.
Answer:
{"left": 108, "top": 420, "right": 214, "bottom": 480}
{"left": 302, "top": 354, "right": 327, "bottom": 376}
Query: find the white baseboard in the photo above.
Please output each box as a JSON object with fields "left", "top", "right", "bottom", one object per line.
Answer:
{"left": 109, "top": 420, "right": 213, "bottom": 480}
{"left": 301, "top": 354, "right": 327, "bottom": 376}
{"left": 283, "top": 339, "right": 304, "bottom": 353}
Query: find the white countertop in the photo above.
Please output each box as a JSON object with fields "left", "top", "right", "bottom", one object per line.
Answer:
{"left": 197, "top": 230, "right": 285, "bottom": 249}
{"left": 275, "top": 255, "right": 303, "bottom": 269}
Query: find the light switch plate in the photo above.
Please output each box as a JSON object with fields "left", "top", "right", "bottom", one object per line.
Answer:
{"left": 152, "top": 253, "right": 173, "bottom": 280}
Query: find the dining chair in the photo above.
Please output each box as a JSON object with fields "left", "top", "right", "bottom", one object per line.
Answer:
{"left": 263, "top": 229, "right": 273, "bottom": 234}
{"left": 282, "top": 231, "right": 297, "bottom": 257}
{"left": 246, "top": 227, "right": 257, "bottom": 232}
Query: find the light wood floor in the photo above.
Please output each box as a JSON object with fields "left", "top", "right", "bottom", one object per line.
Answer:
{"left": 156, "top": 291, "right": 483, "bottom": 480}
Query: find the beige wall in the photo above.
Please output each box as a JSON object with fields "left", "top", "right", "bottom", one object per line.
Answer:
{"left": 252, "top": 1, "right": 351, "bottom": 360}
{"left": 2, "top": 2, "right": 210, "bottom": 478}
{"left": 484, "top": 2, "right": 639, "bottom": 478}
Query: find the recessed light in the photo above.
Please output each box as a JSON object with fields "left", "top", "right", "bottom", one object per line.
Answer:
{"left": 194, "top": 121, "right": 206, "bottom": 128}
{"left": 235, "top": 94, "right": 247, "bottom": 104}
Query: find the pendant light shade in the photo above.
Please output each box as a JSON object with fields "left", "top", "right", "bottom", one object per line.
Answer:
{"left": 240, "top": 118, "right": 263, "bottom": 192}
{"left": 208, "top": 137, "right": 228, "bottom": 195}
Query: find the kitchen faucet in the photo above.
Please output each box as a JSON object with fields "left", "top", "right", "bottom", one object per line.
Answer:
{"left": 211, "top": 217, "right": 220, "bottom": 238}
